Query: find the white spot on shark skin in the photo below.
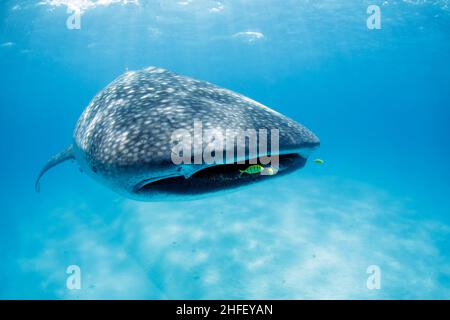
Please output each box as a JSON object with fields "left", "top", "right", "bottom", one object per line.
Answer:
{"left": 233, "top": 31, "right": 265, "bottom": 43}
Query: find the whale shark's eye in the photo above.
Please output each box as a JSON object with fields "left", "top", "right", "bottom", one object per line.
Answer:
{"left": 134, "top": 153, "right": 306, "bottom": 197}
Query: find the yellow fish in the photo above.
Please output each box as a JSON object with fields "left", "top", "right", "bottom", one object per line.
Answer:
{"left": 239, "top": 165, "right": 264, "bottom": 176}
{"left": 313, "top": 158, "right": 325, "bottom": 165}
{"left": 239, "top": 165, "right": 276, "bottom": 176}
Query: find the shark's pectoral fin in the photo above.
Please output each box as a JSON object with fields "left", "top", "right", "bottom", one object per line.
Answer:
{"left": 35, "top": 145, "right": 75, "bottom": 193}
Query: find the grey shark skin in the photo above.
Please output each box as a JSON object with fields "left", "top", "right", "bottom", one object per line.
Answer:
{"left": 35, "top": 67, "right": 320, "bottom": 201}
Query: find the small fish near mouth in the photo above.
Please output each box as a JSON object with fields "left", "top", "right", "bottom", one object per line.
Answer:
{"left": 135, "top": 153, "right": 307, "bottom": 198}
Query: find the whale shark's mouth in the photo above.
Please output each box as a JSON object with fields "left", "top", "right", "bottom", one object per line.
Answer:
{"left": 134, "top": 153, "right": 307, "bottom": 197}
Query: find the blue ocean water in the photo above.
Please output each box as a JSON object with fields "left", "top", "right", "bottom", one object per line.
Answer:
{"left": 0, "top": 0, "right": 449, "bottom": 299}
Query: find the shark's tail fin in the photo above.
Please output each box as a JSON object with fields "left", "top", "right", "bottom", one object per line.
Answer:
{"left": 35, "top": 145, "right": 75, "bottom": 193}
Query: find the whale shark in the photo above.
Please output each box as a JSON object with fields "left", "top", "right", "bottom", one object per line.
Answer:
{"left": 35, "top": 67, "right": 320, "bottom": 201}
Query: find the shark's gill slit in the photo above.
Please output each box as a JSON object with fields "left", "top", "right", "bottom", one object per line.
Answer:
{"left": 135, "top": 153, "right": 306, "bottom": 195}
